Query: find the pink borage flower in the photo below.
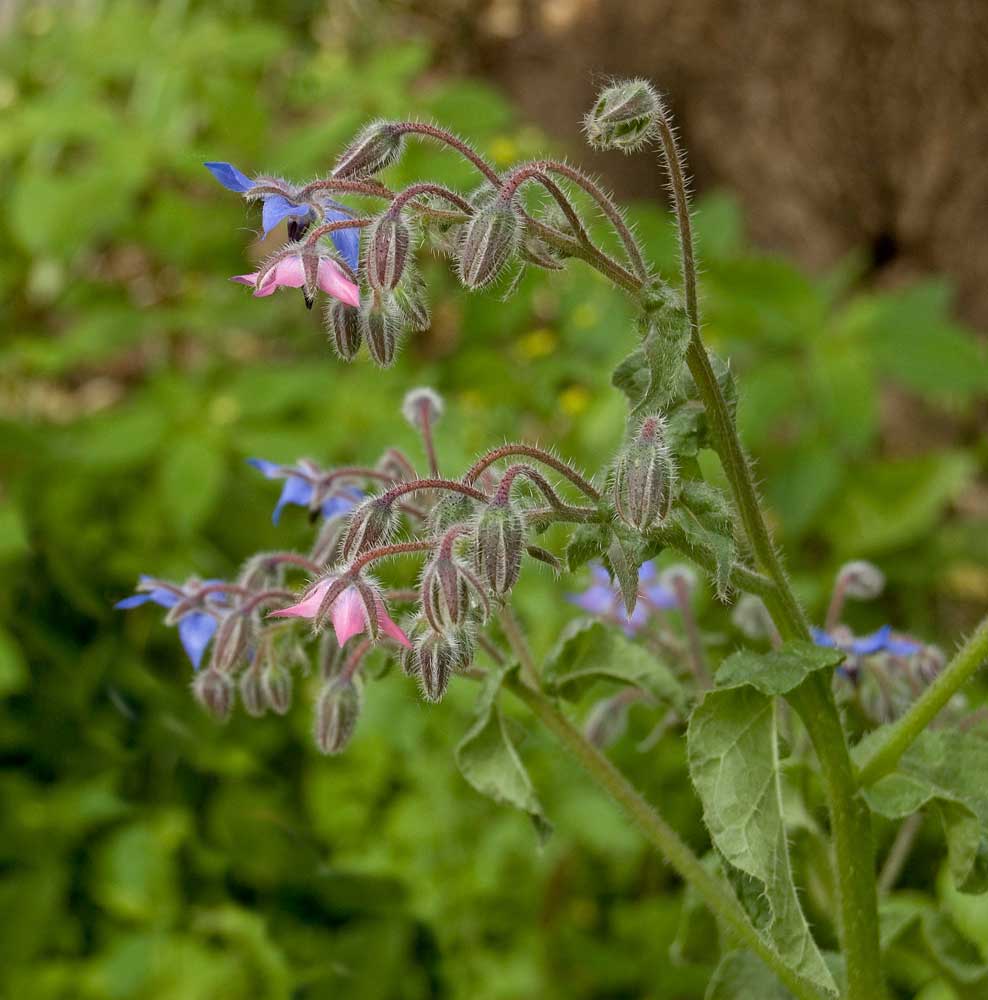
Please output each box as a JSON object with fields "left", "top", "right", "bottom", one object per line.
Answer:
{"left": 269, "top": 577, "right": 410, "bottom": 649}
{"left": 233, "top": 254, "right": 360, "bottom": 308}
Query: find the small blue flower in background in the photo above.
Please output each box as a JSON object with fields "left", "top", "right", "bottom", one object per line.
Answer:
{"left": 812, "top": 625, "right": 921, "bottom": 659}
{"left": 247, "top": 459, "right": 363, "bottom": 525}
{"left": 568, "top": 561, "right": 677, "bottom": 637}
{"left": 204, "top": 162, "right": 360, "bottom": 271}
{"left": 115, "top": 576, "right": 224, "bottom": 670}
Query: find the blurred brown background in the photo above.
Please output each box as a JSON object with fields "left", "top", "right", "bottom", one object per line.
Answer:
{"left": 401, "top": 0, "right": 988, "bottom": 330}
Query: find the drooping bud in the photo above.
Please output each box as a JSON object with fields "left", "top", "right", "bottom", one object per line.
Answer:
{"left": 193, "top": 668, "right": 234, "bottom": 722}
{"left": 209, "top": 612, "right": 251, "bottom": 674}
{"left": 612, "top": 415, "right": 676, "bottom": 532}
{"left": 239, "top": 664, "right": 267, "bottom": 718}
{"left": 394, "top": 274, "right": 431, "bottom": 332}
{"left": 414, "top": 630, "right": 458, "bottom": 703}
{"left": 474, "top": 501, "right": 525, "bottom": 595}
{"left": 367, "top": 212, "right": 411, "bottom": 291}
{"left": 458, "top": 199, "right": 521, "bottom": 289}
{"left": 837, "top": 561, "right": 885, "bottom": 601}
{"left": 327, "top": 300, "right": 362, "bottom": 360}
{"left": 583, "top": 79, "right": 661, "bottom": 153}
{"left": 421, "top": 555, "right": 469, "bottom": 629}
{"left": 399, "top": 617, "right": 429, "bottom": 677}
{"left": 313, "top": 678, "right": 362, "bottom": 754}
{"left": 360, "top": 299, "right": 403, "bottom": 368}
{"left": 340, "top": 496, "right": 398, "bottom": 561}
{"left": 402, "top": 387, "right": 444, "bottom": 430}
{"left": 333, "top": 121, "right": 405, "bottom": 178}
{"left": 261, "top": 662, "right": 293, "bottom": 715}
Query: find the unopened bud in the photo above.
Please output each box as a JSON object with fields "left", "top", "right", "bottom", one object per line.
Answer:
{"left": 458, "top": 200, "right": 521, "bottom": 289}
{"left": 261, "top": 662, "right": 293, "bottom": 715}
{"left": 414, "top": 631, "right": 458, "bottom": 703}
{"left": 340, "top": 497, "right": 397, "bottom": 560}
{"left": 402, "top": 387, "right": 444, "bottom": 429}
{"left": 612, "top": 415, "right": 676, "bottom": 531}
{"left": 838, "top": 561, "right": 885, "bottom": 601}
{"left": 193, "top": 668, "right": 234, "bottom": 722}
{"left": 421, "top": 556, "right": 469, "bottom": 629}
{"left": 333, "top": 121, "right": 404, "bottom": 178}
{"left": 368, "top": 213, "right": 411, "bottom": 291}
{"left": 327, "top": 301, "right": 362, "bottom": 360}
{"left": 395, "top": 277, "right": 431, "bottom": 332}
{"left": 239, "top": 664, "right": 267, "bottom": 717}
{"left": 474, "top": 502, "right": 525, "bottom": 594}
{"left": 583, "top": 79, "right": 661, "bottom": 153}
{"left": 209, "top": 613, "right": 251, "bottom": 674}
{"left": 360, "top": 299, "right": 402, "bottom": 368}
{"left": 313, "top": 678, "right": 362, "bottom": 754}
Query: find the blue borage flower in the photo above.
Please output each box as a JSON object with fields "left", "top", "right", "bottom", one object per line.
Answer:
{"left": 247, "top": 458, "right": 363, "bottom": 525}
{"left": 568, "top": 561, "right": 676, "bottom": 637}
{"left": 115, "top": 576, "right": 226, "bottom": 670}
{"left": 204, "top": 161, "right": 360, "bottom": 272}
{"left": 812, "top": 625, "right": 921, "bottom": 661}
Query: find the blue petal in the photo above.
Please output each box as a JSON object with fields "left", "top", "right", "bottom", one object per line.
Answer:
{"left": 272, "top": 476, "right": 314, "bottom": 525}
{"left": 643, "top": 585, "right": 677, "bottom": 609}
{"left": 204, "top": 161, "right": 254, "bottom": 194}
{"left": 115, "top": 586, "right": 180, "bottom": 610}
{"left": 811, "top": 627, "right": 838, "bottom": 648}
{"left": 115, "top": 593, "right": 153, "bottom": 609}
{"left": 177, "top": 612, "right": 218, "bottom": 671}
{"left": 569, "top": 584, "right": 615, "bottom": 616}
{"left": 886, "top": 636, "right": 922, "bottom": 656}
{"left": 322, "top": 494, "right": 358, "bottom": 518}
{"left": 638, "top": 561, "right": 657, "bottom": 583}
{"left": 247, "top": 457, "right": 284, "bottom": 480}
{"left": 261, "top": 194, "right": 310, "bottom": 237}
{"left": 851, "top": 626, "right": 893, "bottom": 656}
{"left": 322, "top": 200, "right": 360, "bottom": 272}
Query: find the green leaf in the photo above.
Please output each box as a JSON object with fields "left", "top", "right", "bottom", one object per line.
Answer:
{"left": 667, "top": 481, "right": 738, "bottom": 598}
{"left": 688, "top": 687, "right": 835, "bottom": 993}
{"left": 716, "top": 642, "right": 844, "bottom": 696}
{"left": 705, "top": 950, "right": 792, "bottom": 999}
{"left": 543, "top": 619, "right": 686, "bottom": 714}
{"left": 454, "top": 661, "right": 552, "bottom": 843}
{"left": 565, "top": 521, "right": 612, "bottom": 572}
{"left": 860, "top": 729, "right": 988, "bottom": 893}
{"left": 606, "top": 531, "right": 646, "bottom": 615}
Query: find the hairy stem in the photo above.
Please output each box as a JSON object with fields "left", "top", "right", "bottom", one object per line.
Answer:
{"left": 464, "top": 443, "right": 600, "bottom": 499}
{"left": 856, "top": 615, "right": 988, "bottom": 787}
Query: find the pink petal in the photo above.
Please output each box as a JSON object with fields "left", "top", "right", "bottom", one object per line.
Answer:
{"left": 317, "top": 258, "right": 360, "bottom": 307}
{"left": 268, "top": 579, "right": 332, "bottom": 619}
{"left": 330, "top": 588, "right": 368, "bottom": 646}
{"left": 377, "top": 602, "right": 412, "bottom": 648}
{"left": 231, "top": 273, "right": 259, "bottom": 287}
{"left": 255, "top": 256, "right": 305, "bottom": 297}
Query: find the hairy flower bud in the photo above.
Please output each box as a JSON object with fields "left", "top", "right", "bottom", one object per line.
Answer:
{"left": 239, "top": 664, "right": 267, "bottom": 718}
{"left": 612, "top": 415, "right": 675, "bottom": 531}
{"left": 340, "top": 496, "right": 397, "bottom": 561}
{"left": 838, "top": 561, "right": 886, "bottom": 601}
{"left": 474, "top": 501, "right": 525, "bottom": 595}
{"left": 327, "top": 301, "right": 362, "bottom": 361}
{"left": 583, "top": 79, "right": 661, "bottom": 152}
{"left": 333, "top": 121, "right": 404, "bottom": 178}
{"left": 414, "top": 630, "right": 458, "bottom": 703}
{"left": 261, "top": 662, "right": 293, "bottom": 715}
{"left": 421, "top": 555, "right": 469, "bottom": 629}
{"left": 193, "top": 668, "right": 234, "bottom": 722}
{"left": 458, "top": 200, "right": 521, "bottom": 288}
{"left": 402, "top": 386, "right": 444, "bottom": 429}
{"left": 367, "top": 213, "right": 411, "bottom": 291}
{"left": 360, "top": 300, "right": 402, "bottom": 368}
{"left": 209, "top": 612, "right": 251, "bottom": 674}
{"left": 314, "top": 678, "right": 362, "bottom": 754}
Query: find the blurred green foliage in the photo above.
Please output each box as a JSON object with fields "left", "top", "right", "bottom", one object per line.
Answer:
{"left": 2, "top": 3, "right": 987, "bottom": 998}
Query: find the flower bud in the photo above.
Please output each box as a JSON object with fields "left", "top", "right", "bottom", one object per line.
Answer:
{"left": 474, "top": 501, "right": 525, "bottom": 595}
{"left": 333, "top": 121, "right": 404, "bottom": 178}
{"left": 402, "top": 387, "right": 444, "bottom": 430}
{"left": 193, "top": 668, "right": 234, "bottom": 722}
{"left": 414, "top": 630, "right": 458, "bottom": 703}
{"left": 395, "top": 276, "right": 431, "bottom": 332}
{"left": 421, "top": 555, "right": 469, "bottom": 629}
{"left": 313, "top": 678, "right": 362, "bottom": 754}
{"left": 261, "top": 662, "right": 293, "bottom": 715}
{"left": 360, "top": 300, "right": 402, "bottom": 368}
{"left": 209, "top": 612, "right": 251, "bottom": 674}
{"left": 458, "top": 200, "right": 521, "bottom": 289}
{"left": 612, "top": 415, "right": 676, "bottom": 531}
{"left": 367, "top": 213, "right": 411, "bottom": 291}
{"left": 239, "top": 665, "right": 267, "bottom": 718}
{"left": 583, "top": 79, "right": 661, "bottom": 152}
{"left": 838, "top": 561, "right": 885, "bottom": 601}
{"left": 340, "top": 497, "right": 397, "bottom": 561}
{"left": 327, "top": 301, "right": 362, "bottom": 361}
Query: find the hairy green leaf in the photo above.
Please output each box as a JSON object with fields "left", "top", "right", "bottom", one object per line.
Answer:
{"left": 705, "top": 950, "right": 793, "bottom": 1000}
{"left": 716, "top": 642, "right": 844, "bottom": 696}
{"left": 667, "top": 481, "right": 738, "bottom": 598}
{"left": 565, "top": 522, "right": 613, "bottom": 572}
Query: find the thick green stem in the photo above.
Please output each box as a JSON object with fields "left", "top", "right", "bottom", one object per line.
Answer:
{"left": 652, "top": 105, "right": 885, "bottom": 998}
{"left": 856, "top": 616, "right": 988, "bottom": 787}
{"left": 503, "top": 674, "right": 827, "bottom": 1000}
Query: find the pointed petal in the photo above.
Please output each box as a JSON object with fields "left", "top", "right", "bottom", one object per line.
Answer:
{"left": 811, "top": 627, "right": 838, "bottom": 648}
{"left": 269, "top": 580, "right": 332, "bottom": 620}
{"left": 330, "top": 588, "right": 368, "bottom": 646}
{"left": 256, "top": 256, "right": 305, "bottom": 296}
{"left": 261, "top": 195, "right": 310, "bottom": 237}
{"left": 376, "top": 602, "right": 412, "bottom": 648}
{"left": 177, "top": 612, "right": 218, "bottom": 670}
{"left": 115, "top": 593, "right": 153, "bottom": 609}
{"left": 231, "top": 273, "right": 260, "bottom": 287}
{"left": 272, "top": 476, "right": 313, "bottom": 525}
{"left": 247, "top": 457, "right": 282, "bottom": 479}
{"left": 322, "top": 200, "right": 361, "bottom": 272}
{"left": 316, "top": 258, "right": 360, "bottom": 307}
{"left": 204, "top": 161, "right": 254, "bottom": 193}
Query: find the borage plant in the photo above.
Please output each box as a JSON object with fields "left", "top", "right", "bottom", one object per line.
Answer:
{"left": 120, "top": 80, "right": 988, "bottom": 998}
